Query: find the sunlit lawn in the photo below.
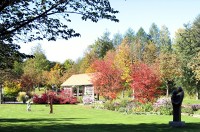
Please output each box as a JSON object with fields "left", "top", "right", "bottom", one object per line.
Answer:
{"left": 0, "top": 104, "right": 200, "bottom": 132}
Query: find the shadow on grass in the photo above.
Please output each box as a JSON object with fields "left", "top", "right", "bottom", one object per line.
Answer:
{"left": 0, "top": 118, "right": 199, "bottom": 132}
{"left": 0, "top": 118, "right": 86, "bottom": 122}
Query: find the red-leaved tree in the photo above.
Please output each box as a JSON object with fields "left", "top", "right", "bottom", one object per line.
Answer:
{"left": 131, "top": 63, "right": 161, "bottom": 103}
{"left": 91, "top": 52, "right": 123, "bottom": 100}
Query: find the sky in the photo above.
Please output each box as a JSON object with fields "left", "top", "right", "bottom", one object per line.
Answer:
{"left": 19, "top": 0, "right": 200, "bottom": 63}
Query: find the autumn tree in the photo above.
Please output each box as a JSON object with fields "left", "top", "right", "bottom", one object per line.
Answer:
{"left": 131, "top": 63, "right": 161, "bottom": 103}
{"left": 142, "top": 41, "right": 158, "bottom": 65}
{"left": 157, "top": 52, "right": 182, "bottom": 96}
{"left": 43, "top": 63, "right": 63, "bottom": 89}
{"left": 91, "top": 51, "right": 123, "bottom": 100}
{"left": 20, "top": 74, "right": 35, "bottom": 93}
{"left": 79, "top": 49, "right": 98, "bottom": 73}
{"left": 0, "top": 0, "right": 119, "bottom": 69}
{"left": 114, "top": 38, "right": 132, "bottom": 97}
{"left": 3, "top": 80, "right": 21, "bottom": 98}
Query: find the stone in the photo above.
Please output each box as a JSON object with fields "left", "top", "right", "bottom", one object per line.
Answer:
{"left": 169, "top": 121, "right": 185, "bottom": 127}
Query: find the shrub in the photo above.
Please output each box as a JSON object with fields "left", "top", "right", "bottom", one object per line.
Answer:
{"left": 77, "top": 96, "right": 83, "bottom": 103}
{"left": 3, "top": 80, "right": 21, "bottom": 98}
{"left": 182, "top": 106, "right": 194, "bottom": 115}
{"left": 125, "top": 101, "right": 137, "bottom": 113}
{"left": 33, "top": 90, "right": 78, "bottom": 104}
{"left": 16, "top": 92, "right": 26, "bottom": 102}
{"left": 191, "top": 104, "right": 200, "bottom": 111}
{"left": 118, "top": 107, "right": 126, "bottom": 113}
{"left": 92, "top": 101, "right": 104, "bottom": 109}
{"left": 83, "top": 96, "right": 94, "bottom": 104}
{"left": 70, "top": 97, "right": 78, "bottom": 104}
{"left": 104, "top": 100, "right": 115, "bottom": 111}
{"left": 194, "top": 110, "right": 200, "bottom": 115}
{"left": 153, "top": 97, "right": 172, "bottom": 115}
{"left": 33, "top": 93, "right": 48, "bottom": 104}
{"left": 141, "top": 103, "right": 153, "bottom": 112}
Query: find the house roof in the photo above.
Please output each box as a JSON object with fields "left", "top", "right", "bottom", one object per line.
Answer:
{"left": 61, "top": 73, "right": 94, "bottom": 86}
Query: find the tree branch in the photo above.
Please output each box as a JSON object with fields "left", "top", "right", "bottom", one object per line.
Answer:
{"left": 0, "top": 1, "right": 66, "bottom": 37}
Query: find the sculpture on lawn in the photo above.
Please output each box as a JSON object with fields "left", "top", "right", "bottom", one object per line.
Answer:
{"left": 169, "top": 87, "right": 185, "bottom": 127}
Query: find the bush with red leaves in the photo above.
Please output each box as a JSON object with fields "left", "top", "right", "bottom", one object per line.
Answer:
{"left": 33, "top": 90, "right": 78, "bottom": 104}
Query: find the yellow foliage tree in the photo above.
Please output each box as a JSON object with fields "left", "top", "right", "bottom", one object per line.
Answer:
{"left": 114, "top": 38, "right": 132, "bottom": 97}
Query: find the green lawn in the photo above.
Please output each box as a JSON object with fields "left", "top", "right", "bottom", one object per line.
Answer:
{"left": 0, "top": 104, "right": 200, "bottom": 132}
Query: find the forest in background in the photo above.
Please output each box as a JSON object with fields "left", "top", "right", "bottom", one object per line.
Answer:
{"left": 1, "top": 14, "right": 200, "bottom": 102}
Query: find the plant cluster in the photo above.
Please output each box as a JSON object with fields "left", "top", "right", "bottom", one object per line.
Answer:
{"left": 182, "top": 104, "right": 200, "bottom": 115}
{"left": 153, "top": 97, "right": 172, "bottom": 115}
{"left": 191, "top": 104, "right": 200, "bottom": 111}
{"left": 92, "top": 97, "right": 175, "bottom": 115}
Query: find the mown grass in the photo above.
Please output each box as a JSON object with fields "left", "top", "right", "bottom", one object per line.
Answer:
{"left": 0, "top": 104, "right": 200, "bottom": 132}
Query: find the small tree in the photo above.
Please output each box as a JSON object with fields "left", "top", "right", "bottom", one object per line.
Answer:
{"left": 47, "top": 91, "right": 57, "bottom": 114}
{"left": 91, "top": 51, "right": 123, "bottom": 100}
{"left": 20, "top": 74, "right": 35, "bottom": 93}
{"left": 131, "top": 63, "right": 161, "bottom": 103}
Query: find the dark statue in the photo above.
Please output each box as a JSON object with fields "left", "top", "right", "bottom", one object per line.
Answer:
{"left": 171, "top": 87, "right": 184, "bottom": 121}
{"left": 169, "top": 87, "right": 185, "bottom": 127}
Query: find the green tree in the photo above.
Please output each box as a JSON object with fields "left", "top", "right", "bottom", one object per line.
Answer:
{"left": 63, "top": 59, "right": 75, "bottom": 72}
{"left": 90, "top": 31, "right": 114, "bottom": 59}
{"left": 124, "top": 28, "right": 135, "bottom": 45}
{"left": 0, "top": 0, "right": 119, "bottom": 69}
{"left": 174, "top": 15, "right": 200, "bottom": 99}
{"left": 123, "top": 28, "right": 135, "bottom": 64}
{"left": 149, "top": 23, "right": 160, "bottom": 51}
{"left": 23, "top": 45, "right": 50, "bottom": 88}
{"left": 0, "top": 42, "right": 31, "bottom": 69}
{"left": 188, "top": 51, "right": 200, "bottom": 99}
{"left": 134, "top": 27, "right": 149, "bottom": 61}
{"left": 12, "top": 61, "right": 24, "bottom": 77}
{"left": 112, "top": 32, "right": 123, "bottom": 48}
{"left": 160, "top": 25, "right": 172, "bottom": 53}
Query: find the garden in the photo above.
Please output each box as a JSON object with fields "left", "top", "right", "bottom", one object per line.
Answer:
{"left": 1, "top": 2, "right": 200, "bottom": 131}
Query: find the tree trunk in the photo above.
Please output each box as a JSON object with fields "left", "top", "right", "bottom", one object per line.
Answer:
{"left": 49, "top": 97, "right": 53, "bottom": 114}
{"left": 196, "top": 87, "right": 200, "bottom": 100}
{"left": 121, "top": 90, "right": 124, "bottom": 98}
{"left": 166, "top": 83, "right": 169, "bottom": 97}
{"left": 0, "top": 84, "right": 2, "bottom": 104}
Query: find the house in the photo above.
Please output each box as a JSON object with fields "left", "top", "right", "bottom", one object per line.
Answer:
{"left": 61, "top": 73, "right": 96, "bottom": 104}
